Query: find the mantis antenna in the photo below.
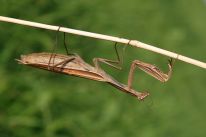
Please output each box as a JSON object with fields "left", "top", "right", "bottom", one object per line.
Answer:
{"left": 0, "top": 16, "right": 205, "bottom": 69}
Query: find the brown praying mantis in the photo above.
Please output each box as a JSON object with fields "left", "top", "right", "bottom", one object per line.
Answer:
{"left": 16, "top": 32, "right": 174, "bottom": 100}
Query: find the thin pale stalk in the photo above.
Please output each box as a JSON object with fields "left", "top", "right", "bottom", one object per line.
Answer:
{"left": 0, "top": 16, "right": 205, "bottom": 69}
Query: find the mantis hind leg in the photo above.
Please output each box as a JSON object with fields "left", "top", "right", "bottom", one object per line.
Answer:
{"left": 63, "top": 32, "right": 76, "bottom": 56}
{"left": 93, "top": 42, "right": 124, "bottom": 70}
{"left": 127, "top": 58, "right": 175, "bottom": 90}
{"left": 48, "top": 31, "right": 75, "bottom": 70}
{"left": 48, "top": 56, "right": 75, "bottom": 70}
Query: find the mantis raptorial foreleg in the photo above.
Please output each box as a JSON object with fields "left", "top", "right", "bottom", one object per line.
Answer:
{"left": 127, "top": 58, "right": 175, "bottom": 90}
{"left": 93, "top": 43, "right": 123, "bottom": 70}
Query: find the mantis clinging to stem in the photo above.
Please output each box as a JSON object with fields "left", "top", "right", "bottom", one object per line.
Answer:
{"left": 16, "top": 31, "right": 174, "bottom": 101}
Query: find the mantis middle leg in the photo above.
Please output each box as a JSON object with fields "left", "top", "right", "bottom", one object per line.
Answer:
{"left": 93, "top": 42, "right": 124, "bottom": 70}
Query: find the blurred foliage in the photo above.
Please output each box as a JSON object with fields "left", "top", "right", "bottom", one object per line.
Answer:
{"left": 0, "top": 0, "right": 206, "bottom": 137}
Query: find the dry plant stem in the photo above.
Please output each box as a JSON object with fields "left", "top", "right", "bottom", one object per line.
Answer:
{"left": 0, "top": 16, "right": 206, "bottom": 69}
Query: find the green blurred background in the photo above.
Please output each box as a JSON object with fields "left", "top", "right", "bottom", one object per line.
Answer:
{"left": 0, "top": 0, "right": 206, "bottom": 137}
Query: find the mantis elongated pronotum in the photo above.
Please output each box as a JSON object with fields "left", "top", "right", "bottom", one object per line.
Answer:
{"left": 16, "top": 32, "right": 174, "bottom": 100}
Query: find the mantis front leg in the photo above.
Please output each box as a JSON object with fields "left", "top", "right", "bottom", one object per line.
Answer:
{"left": 127, "top": 58, "right": 174, "bottom": 90}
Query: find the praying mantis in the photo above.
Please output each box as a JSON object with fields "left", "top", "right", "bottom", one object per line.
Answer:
{"left": 16, "top": 32, "right": 174, "bottom": 100}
